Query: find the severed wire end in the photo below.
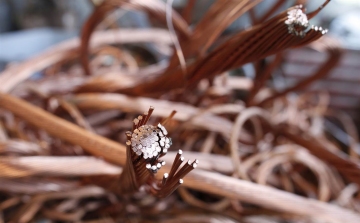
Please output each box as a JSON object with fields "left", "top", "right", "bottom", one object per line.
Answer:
{"left": 162, "top": 173, "right": 169, "bottom": 185}
{"left": 125, "top": 131, "right": 132, "bottom": 141}
{"left": 133, "top": 118, "right": 139, "bottom": 130}
{"left": 137, "top": 115, "right": 143, "bottom": 126}
{"left": 310, "top": 25, "right": 328, "bottom": 35}
{"left": 143, "top": 107, "right": 154, "bottom": 125}
{"left": 285, "top": 6, "right": 309, "bottom": 37}
{"left": 124, "top": 106, "right": 198, "bottom": 198}
{"left": 162, "top": 110, "right": 177, "bottom": 126}
{"left": 286, "top": 2, "right": 330, "bottom": 38}
{"left": 140, "top": 112, "right": 148, "bottom": 126}
{"left": 130, "top": 123, "right": 171, "bottom": 159}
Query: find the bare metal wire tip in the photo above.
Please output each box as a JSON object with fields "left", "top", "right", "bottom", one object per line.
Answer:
{"left": 124, "top": 107, "right": 198, "bottom": 197}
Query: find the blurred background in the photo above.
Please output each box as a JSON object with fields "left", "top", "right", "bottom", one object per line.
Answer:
{"left": 1, "top": 0, "right": 360, "bottom": 122}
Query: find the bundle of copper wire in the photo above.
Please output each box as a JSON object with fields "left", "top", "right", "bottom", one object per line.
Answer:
{"left": 118, "top": 107, "right": 198, "bottom": 197}
{"left": 1, "top": 0, "right": 360, "bottom": 222}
